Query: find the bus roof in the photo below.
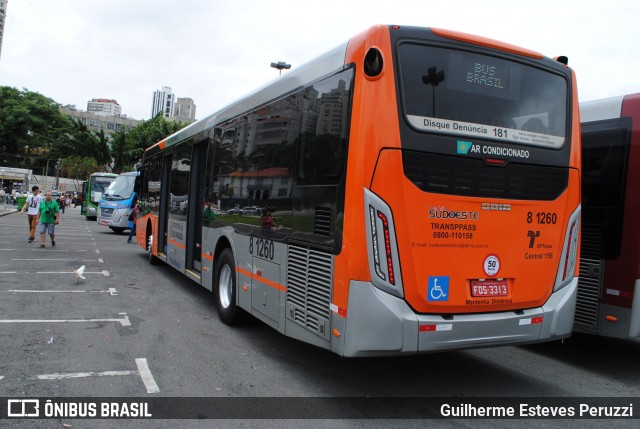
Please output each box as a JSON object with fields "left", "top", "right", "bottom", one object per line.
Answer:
{"left": 146, "top": 39, "right": 350, "bottom": 154}
{"left": 90, "top": 172, "right": 118, "bottom": 177}
{"left": 580, "top": 95, "right": 625, "bottom": 122}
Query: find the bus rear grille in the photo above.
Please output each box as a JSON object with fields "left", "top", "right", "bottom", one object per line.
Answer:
{"left": 403, "top": 151, "right": 568, "bottom": 201}
{"left": 575, "top": 220, "right": 605, "bottom": 331}
{"left": 286, "top": 244, "right": 333, "bottom": 341}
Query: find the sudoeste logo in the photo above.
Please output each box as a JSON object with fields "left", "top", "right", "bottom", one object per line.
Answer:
{"left": 428, "top": 276, "right": 449, "bottom": 302}
{"left": 457, "top": 141, "right": 473, "bottom": 155}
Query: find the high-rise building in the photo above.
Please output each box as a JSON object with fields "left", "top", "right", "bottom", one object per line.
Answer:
{"left": 87, "top": 98, "right": 122, "bottom": 117}
{"left": 0, "top": 0, "right": 8, "bottom": 61}
{"left": 151, "top": 86, "right": 174, "bottom": 118}
{"left": 174, "top": 97, "right": 197, "bottom": 121}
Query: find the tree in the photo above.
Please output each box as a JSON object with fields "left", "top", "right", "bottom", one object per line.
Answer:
{"left": 110, "top": 128, "right": 137, "bottom": 173}
{"left": 0, "top": 86, "right": 75, "bottom": 171}
{"left": 125, "top": 114, "right": 189, "bottom": 161}
{"left": 60, "top": 156, "right": 99, "bottom": 183}
{"left": 93, "top": 128, "right": 111, "bottom": 168}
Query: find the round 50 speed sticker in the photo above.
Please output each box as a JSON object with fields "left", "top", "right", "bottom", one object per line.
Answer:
{"left": 483, "top": 254, "right": 500, "bottom": 277}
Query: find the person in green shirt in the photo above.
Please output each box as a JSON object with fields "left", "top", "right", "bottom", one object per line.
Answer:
{"left": 203, "top": 202, "right": 216, "bottom": 227}
{"left": 36, "top": 191, "right": 61, "bottom": 248}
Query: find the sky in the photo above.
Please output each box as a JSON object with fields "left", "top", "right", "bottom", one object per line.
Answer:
{"left": 1, "top": 0, "right": 639, "bottom": 121}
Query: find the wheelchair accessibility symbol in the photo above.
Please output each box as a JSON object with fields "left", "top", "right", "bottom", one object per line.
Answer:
{"left": 428, "top": 276, "right": 450, "bottom": 302}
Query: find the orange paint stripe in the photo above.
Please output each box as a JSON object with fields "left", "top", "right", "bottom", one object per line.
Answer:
{"left": 236, "top": 267, "right": 286, "bottom": 292}
{"left": 168, "top": 239, "right": 186, "bottom": 250}
{"left": 202, "top": 253, "right": 214, "bottom": 262}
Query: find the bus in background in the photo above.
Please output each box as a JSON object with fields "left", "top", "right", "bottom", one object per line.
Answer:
{"left": 97, "top": 171, "right": 140, "bottom": 233}
{"left": 137, "top": 25, "right": 581, "bottom": 356}
{"left": 84, "top": 172, "right": 117, "bottom": 219}
{"left": 577, "top": 93, "right": 640, "bottom": 339}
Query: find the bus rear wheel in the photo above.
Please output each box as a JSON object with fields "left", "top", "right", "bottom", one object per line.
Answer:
{"left": 214, "top": 248, "right": 246, "bottom": 325}
{"left": 147, "top": 234, "right": 159, "bottom": 265}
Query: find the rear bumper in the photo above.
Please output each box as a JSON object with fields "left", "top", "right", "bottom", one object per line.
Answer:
{"left": 339, "top": 278, "right": 577, "bottom": 357}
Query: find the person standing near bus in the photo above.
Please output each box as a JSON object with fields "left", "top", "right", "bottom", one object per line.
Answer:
{"left": 126, "top": 201, "right": 139, "bottom": 243}
{"left": 36, "top": 191, "right": 60, "bottom": 248}
{"left": 21, "top": 185, "right": 43, "bottom": 243}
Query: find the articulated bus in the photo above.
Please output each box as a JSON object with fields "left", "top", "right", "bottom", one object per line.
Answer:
{"left": 97, "top": 171, "right": 140, "bottom": 233}
{"left": 577, "top": 93, "right": 640, "bottom": 339}
{"left": 137, "top": 25, "right": 581, "bottom": 356}
{"left": 83, "top": 172, "right": 118, "bottom": 219}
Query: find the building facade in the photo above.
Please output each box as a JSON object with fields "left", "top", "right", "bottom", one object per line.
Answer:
{"left": 87, "top": 98, "right": 122, "bottom": 117}
{"left": 151, "top": 86, "right": 175, "bottom": 118}
{"left": 61, "top": 106, "right": 139, "bottom": 136}
{"left": 174, "top": 97, "right": 196, "bottom": 121}
{"left": 0, "top": 0, "right": 7, "bottom": 61}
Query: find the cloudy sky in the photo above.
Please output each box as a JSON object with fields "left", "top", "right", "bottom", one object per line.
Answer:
{"left": 1, "top": 0, "right": 639, "bottom": 121}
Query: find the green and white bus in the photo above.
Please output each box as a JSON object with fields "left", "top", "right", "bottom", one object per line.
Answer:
{"left": 82, "top": 172, "right": 117, "bottom": 219}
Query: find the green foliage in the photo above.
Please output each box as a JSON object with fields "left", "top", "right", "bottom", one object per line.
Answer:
{"left": 111, "top": 114, "right": 189, "bottom": 172}
{"left": 1, "top": 86, "right": 191, "bottom": 180}
{"left": 0, "top": 86, "right": 74, "bottom": 170}
{"left": 60, "top": 156, "right": 100, "bottom": 179}
{"left": 110, "top": 128, "right": 136, "bottom": 173}
{"left": 126, "top": 114, "right": 189, "bottom": 155}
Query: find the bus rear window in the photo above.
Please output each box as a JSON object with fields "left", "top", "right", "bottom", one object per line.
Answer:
{"left": 398, "top": 43, "right": 567, "bottom": 148}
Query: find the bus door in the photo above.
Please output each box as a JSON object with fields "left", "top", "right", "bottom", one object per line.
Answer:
{"left": 157, "top": 153, "right": 172, "bottom": 257}
{"left": 186, "top": 141, "right": 208, "bottom": 272}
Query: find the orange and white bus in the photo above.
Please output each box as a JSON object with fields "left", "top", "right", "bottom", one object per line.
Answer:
{"left": 576, "top": 93, "right": 640, "bottom": 339}
{"left": 136, "top": 25, "right": 581, "bottom": 356}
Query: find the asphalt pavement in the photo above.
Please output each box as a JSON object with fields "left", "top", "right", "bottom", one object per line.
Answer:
{"left": 0, "top": 205, "right": 19, "bottom": 217}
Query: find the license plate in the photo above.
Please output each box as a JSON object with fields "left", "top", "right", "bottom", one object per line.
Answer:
{"left": 471, "top": 279, "right": 508, "bottom": 297}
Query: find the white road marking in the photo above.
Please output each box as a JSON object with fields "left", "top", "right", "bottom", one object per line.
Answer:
{"left": 4, "top": 288, "right": 118, "bottom": 295}
{"left": 31, "top": 250, "right": 88, "bottom": 252}
{"left": 31, "top": 370, "right": 138, "bottom": 380}
{"left": 12, "top": 358, "right": 157, "bottom": 394}
{"left": 135, "top": 358, "right": 160, "bottom": 394}
{"left": 12, "top": 259, "right": 98, "bottom": 262}
{"left": 36, "top": 270, "right": 110, "bottom": 276}
{"left": 98, "top": 258, "right": 104, "bottom": 263}
{"left": 0, "top": 314, "right": 131, "bottom": 326}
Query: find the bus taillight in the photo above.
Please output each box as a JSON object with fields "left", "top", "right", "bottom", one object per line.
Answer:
{"left": 364, "top": 189, "right": 403, "bottom": 298}
{"left": 377, "top": 211, "right": 395, "bottom": 285}
{"left": 562, "top": 221, "right": 578, "bottom": 281}
{"left": 554, "top": 206, "right": 581, "bottom": 292}
{"left": 369, "top": 205, "right": 386, "bottom": 282}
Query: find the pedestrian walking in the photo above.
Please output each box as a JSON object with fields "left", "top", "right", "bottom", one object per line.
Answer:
{"left": 36, "top": 191, "right": 60, "bottom": 248}
{"left": 126, "top": 201, "right": 139, "bottom": 243}
{"left": 57, "top": 194, "right": 65, "bottom": 214}
{"left": 20, "top": 185, "right": 43, "bottom": 243}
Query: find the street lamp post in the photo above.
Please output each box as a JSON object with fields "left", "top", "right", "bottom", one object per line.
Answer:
{"left": 54, "top": 158, "right": 61, "bottom": 189}
{"left": 270, "top": 61, "right": 291, "bottom": 75}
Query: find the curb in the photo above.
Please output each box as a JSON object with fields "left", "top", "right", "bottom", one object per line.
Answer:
{"left": 0, "top": 209, "right": 19, "bottom": 217}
